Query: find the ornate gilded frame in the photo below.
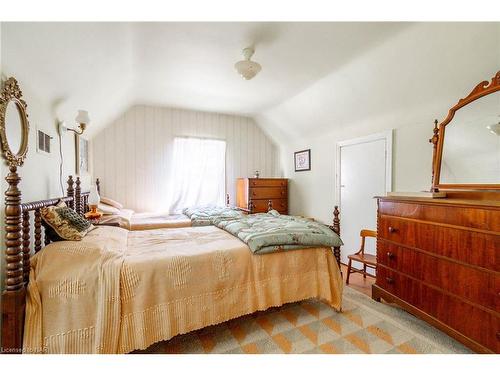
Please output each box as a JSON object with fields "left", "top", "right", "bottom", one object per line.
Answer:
{"left": 432, "top": 71, "right": 500, "bottom": 191}
{"left": 0, "top": 77, "right": 30, "bottom": 167}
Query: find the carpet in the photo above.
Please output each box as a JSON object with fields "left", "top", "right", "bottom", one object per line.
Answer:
{"left": 134, "top": 286, "right": 472, "bottom": 354}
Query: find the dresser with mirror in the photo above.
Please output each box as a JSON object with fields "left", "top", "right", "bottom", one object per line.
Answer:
{"left": 373, "top": 72, "right": 500, "bottom": 353}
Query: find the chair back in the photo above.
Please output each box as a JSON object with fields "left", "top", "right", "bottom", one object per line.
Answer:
{"left": 359, "top": 229, "right": 377, "bottom": 253}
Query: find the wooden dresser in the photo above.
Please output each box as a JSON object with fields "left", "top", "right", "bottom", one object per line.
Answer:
{"left": 236, "top": 178, "right": 288, "bottom": 214}
{"left": 373, "top": 196, "right": 500, "bottom": 353}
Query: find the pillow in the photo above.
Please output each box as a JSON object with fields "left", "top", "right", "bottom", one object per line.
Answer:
{"left": 100, "top": 197, "right": 123, "bottom": 210}
{"left": 41, "top": 202, "right": 94, "bottom": 241}
{"left": 98, "top": 203, "right": 121, "bottom": 215}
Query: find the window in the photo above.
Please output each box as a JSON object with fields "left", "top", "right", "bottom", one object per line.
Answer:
{"left": 168, "top": 137, "right": 226, "bottom": 213}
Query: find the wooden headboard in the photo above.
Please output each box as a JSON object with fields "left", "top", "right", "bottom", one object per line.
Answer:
{"left": 1, "top": 174, "right": 88, "bottom": 353}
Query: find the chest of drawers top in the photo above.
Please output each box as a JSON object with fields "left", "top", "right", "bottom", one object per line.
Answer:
{"left": 376, "top": 196, "right": 500, "bottom": 232}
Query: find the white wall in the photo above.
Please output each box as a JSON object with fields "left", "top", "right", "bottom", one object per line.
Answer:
{"left": 257, "top": 23, "right": 500, "bottom": 226}
{"left": 92, "top": 105, "right": 281, "bottom": 212}
{"left": 0, "top": 24, "right": 92, "bottom": 344}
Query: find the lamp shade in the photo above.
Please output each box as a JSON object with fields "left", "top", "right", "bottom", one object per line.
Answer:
{"left": 235, "top": 47, "right": 262, "bottom": 80}
{"left": 88, "top": 184, "right": 100, "bottom": 206}
{"left": 75, "top": 110, "right": 91, "bottom": 125}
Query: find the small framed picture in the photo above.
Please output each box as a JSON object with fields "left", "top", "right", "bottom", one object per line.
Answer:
{"left": 294, "top": 149, "right": 311, "bottom": 172}
{"left": 75, "top": 134, "right": 89, "bottom": 175}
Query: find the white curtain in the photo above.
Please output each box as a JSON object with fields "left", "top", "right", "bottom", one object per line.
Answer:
{"left": 167, "top": 137, "right": 226, "bottom": 213}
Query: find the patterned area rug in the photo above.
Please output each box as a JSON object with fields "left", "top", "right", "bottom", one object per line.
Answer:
{"left": 134, "top": 286, "right": 471, "bottom": 354}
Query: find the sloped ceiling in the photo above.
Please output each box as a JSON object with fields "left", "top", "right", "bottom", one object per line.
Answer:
{"left": 1, "top": 22, "right": 410, "bottom": 138}
{"left": 257, "top": 22, "right": 500, "bottom": 142}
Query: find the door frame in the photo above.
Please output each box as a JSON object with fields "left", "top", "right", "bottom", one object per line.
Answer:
{"left": 335, "top": 130, "right": 393, "bottom": 208}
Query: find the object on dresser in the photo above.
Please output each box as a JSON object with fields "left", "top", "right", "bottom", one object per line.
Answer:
{"left": 236, "top": 178, "right": 288, "bottom": 214}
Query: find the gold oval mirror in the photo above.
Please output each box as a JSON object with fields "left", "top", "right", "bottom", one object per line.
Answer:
{"left": 0, "top": 77, "right": 30, "bottom": 167}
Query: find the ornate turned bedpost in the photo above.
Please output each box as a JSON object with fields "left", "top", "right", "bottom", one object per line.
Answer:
{"left": 226, "top": 193, "right": 230, "bottom": 207}
{"left": 22, "top": 209, "right": 30, "bottom": 284}
{"left": 268, "top": 199, "right": 273, "bottom": 212}
{"left": 96, "top": 178, "right": 100, "bottom": 195}
{"left": 67, "top": 175, "right": 75, "bottom": 210}
{"left": 248, "top": 199, "right": 254, "bottom": 214}
{"left": 2, "top": 165, "right": 26, "bottom": 353}
{"left": 332, "top": 205, "right": 341, "bottom": 269}
{"left": 75, "top": 176, "right": 82, "bottom": 215}
{"left": 429, "top": 119, "right": 439, "bottom": 192}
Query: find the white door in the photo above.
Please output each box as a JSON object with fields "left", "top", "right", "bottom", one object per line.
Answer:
{"left": 337, "top": 131, "right": 392, "bottom": 268}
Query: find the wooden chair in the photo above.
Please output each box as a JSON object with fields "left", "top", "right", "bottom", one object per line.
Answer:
{"left": 346, "top": 229, "right": 377, "bottom": 285}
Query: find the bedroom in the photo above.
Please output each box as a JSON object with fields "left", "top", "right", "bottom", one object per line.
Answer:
{"left": 0, "top": 0, "right": 498, "bottom": 371}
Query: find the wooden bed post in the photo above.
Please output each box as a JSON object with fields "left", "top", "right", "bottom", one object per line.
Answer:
{"left": 67, "top": 175, "right": 75, "bottom": 210}
{"left": 248, "top": 199, "right": 254, "bottom": 214}
{"left": 226, "top": 193, "right": 230, "bottom": 207}
{"left": 96, "top": 178, "right": 100, "bottom": 195}
{"left": 75, "top": 177, "right": 82, "bottom": 215}
{"left": 1, "top": 165, "right": 26, "bottom": 354}
{"left": 267, "top": 200, "right": 273, "bottom": 212}
{"left": 332, "top": 205, "right": 341, "bottom": 269}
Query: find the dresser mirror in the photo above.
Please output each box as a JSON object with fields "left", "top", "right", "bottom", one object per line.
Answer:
{"left": 433, "top": 71, "right": 500, "bottom": 191}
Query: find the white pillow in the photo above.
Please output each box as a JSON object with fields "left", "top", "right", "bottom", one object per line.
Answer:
{"left": 98, "top": 203, "right": 120, "bottom": 215}
{"left": 100, "top": 197, "right": 123, "bottom": 209}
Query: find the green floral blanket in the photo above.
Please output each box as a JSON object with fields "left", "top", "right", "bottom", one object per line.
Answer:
{"left": 213, "top": 210, "right": 343, "bottom": 254}
{"left": 182, "top": 206, "right": 244, "bottom": 226}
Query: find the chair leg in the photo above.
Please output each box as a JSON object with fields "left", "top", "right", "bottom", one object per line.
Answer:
{"left": 363, "top": 264, "right": 367, "bottom": 278}
{"left": 346, "top": 259, "right": 352, "bottom": 285}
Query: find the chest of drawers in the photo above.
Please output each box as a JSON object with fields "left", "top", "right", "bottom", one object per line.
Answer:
{"left": 373, "top": 196, "right": 500, "bottom": 353}
{"left": 236, "top": 178, "right": 288, "bottom": 214}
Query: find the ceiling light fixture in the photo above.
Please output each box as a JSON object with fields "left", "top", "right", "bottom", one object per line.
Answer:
{"left": 235, "top": 47, "right": 261, "bottom": 80}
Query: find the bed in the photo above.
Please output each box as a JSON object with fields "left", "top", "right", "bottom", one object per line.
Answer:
{"left": 92, "top": 177, "right": 241, "bottom": 229}
{"left": 1, "top": 172, "right": 342, "bottom": 354}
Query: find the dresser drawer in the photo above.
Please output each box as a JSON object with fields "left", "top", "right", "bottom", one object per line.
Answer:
{"left": 249, "top": 187, "right": 287, "bottom": 199}
{"left": 378, "top": 200, "right": 500, "bottom": 232}
{"left": 378, "top": 241, "right": 499, "bottom": 311}
{"left": 377, "top": 266, "right": 500, "bottom": 352}
{"left": 251, "top": 199, "right": 287, "bottom": 214}
{"left": 248, "top": 179, "right": 287, "bottom": 188}
{"left": 378, "top": 215, "right": 499, "bottom": 272}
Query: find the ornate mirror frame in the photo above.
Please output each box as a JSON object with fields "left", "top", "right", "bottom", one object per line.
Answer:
{"left": 432, "top": 71, "right": 500, "bottom": 191}
{"left": 0, "top": 77, "right": 30, "bottom": 167}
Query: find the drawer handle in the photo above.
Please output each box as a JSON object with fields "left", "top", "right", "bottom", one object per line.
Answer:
{"left": 388, "top": 226, "right": 398, "bottom": 233}
{"left": 497, "top": 332, "right": 500, "bottom": 341}
{"left": 386, "top": 252, "right": 395, "bottom": 259}
{"left": 386, "top": 277, "right": 394, "bottom": 285}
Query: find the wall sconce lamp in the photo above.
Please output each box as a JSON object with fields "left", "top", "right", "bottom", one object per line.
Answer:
{"left": 59, "top": 110, "right": 91, "bottom": 135}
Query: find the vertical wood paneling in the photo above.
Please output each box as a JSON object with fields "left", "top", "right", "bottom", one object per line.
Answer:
{"left": 92, "top": 105, "right": 279, "bottom": 212}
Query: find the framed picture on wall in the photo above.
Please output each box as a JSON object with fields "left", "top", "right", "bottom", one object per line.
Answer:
{"left": 75, "top": 134, "right": 89, "bottom": 174}
{"left": 294, "top": 149, "right": 311, "bottom": 172}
